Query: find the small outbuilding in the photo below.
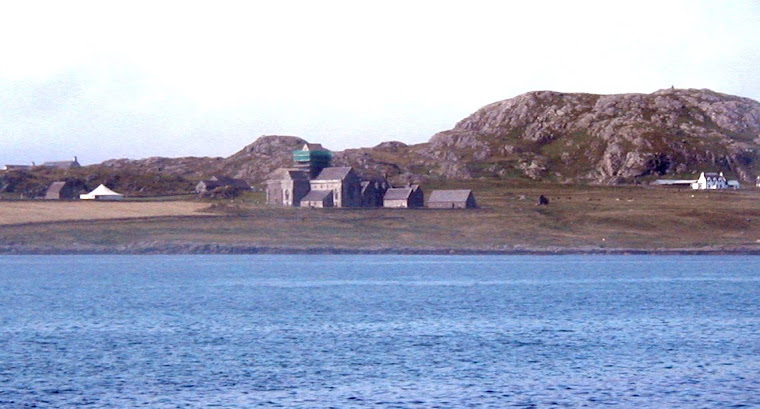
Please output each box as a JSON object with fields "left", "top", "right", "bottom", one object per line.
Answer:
{"left": 300, "top": 190, "right": 334, "bottom": 208}
{"left": 80, "top": 184, "right": 124, "bottom": 200}
{"left": 383, "top": 185, "right": 424, "bottom": 208}
{"left": 45, "top": 180, "right": 86, "bottom": 200}
{"left": 427, "top": 189, "right": 477, "bottom": 209}
{"left": 195, "top": 175, "right": 250, "bottom": 194}
{"left": 40, "top": 156, "right": 81, "bottom": 169}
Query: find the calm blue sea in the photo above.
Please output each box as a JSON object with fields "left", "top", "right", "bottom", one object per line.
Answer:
{"left": 1, "top": 255, "right": 759, "bottom": 408}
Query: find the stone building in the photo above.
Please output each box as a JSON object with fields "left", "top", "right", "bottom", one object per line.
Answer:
{"left": 427, "top": 189, "right": 477, "bottom": 209}
{"left": 196, "top": 175, "right": 251, "bottom": 195}
{"left": 300, "top": 190, "right": 334, "bottom": 208}
{"left": 266, "top": 168, "right": 310, "bottom": 207}
{"left": 44, "top": 180, "right": 86, "bottom": 200}
{"left": 267, "top": 142, "right": 385, "bottom": 208}
{"left": 360, "top": 179, "right": 390, "bottom": 207}
{"left": 383, "top": 185, "right": 424, "bottom": 208}
{"left": 40, "top": 157, "right": 81, "bottom": 169}
{"left": 309, "top": 167, "right": 362, "bottom": 208}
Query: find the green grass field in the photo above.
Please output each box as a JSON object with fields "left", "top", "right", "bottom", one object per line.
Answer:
{"left": 2, "top": 181, "right": 760, "bottom": 253}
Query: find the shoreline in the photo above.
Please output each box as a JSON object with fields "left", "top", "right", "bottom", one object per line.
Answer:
{"left": 3, "top": 243, "right": 760, "bottom": 256}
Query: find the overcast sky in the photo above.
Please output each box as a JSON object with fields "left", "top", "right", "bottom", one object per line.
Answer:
{"left": 2, "top": 0, "right": 759, "bottom": 165}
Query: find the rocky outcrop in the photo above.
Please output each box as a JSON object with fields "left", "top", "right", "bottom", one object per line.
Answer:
{"left": 220, "top": 135, "right": 307, "bottom": 181}
{"left": 97, "top": 135, "right": 307, "bottom": 185}
{"left": 405, "top": 88, "right": 760, "bottom": 183}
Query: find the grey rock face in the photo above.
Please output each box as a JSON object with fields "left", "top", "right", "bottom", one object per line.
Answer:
{"left": 422, "top": 88, "right": 760, "bottom": 183}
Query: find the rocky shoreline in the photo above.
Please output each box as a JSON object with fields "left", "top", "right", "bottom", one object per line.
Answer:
{"left": 2, "top": 243, "right": 760, "bottom": 256}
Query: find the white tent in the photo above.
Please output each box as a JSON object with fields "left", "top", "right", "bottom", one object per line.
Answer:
{"left": 79, "top": 184, "right": 124, "bottom": 200}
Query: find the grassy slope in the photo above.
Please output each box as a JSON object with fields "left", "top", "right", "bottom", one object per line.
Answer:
{"left": 1, "top": 181, "right": 760, "bottom": 252}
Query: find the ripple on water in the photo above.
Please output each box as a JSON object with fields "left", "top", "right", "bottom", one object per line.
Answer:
{"left": 1, "top": 255, "right": 759, "bottom": 408}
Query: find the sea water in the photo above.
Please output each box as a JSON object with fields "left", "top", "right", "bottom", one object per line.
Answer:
{"left": 1, "top": 255, "right": 759, "bottom": 408}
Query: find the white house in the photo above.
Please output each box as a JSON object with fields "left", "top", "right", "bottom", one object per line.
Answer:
{"left": 691, "top": 172, "right": 739, "bottom": 190}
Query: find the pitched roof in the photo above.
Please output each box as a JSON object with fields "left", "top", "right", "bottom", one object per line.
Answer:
{"left": 49, "top": 181, "right": 67, "bottom": 188}
{"left": 653, "top": 179, "right": 698, "bottom": 185}
{"left": 81, "top": 184, "right": 123, "bottom": 198}
{"left": 302, "top": 143, "right": 326, "bottom": 151}
{"left": 300, "top": 190, "right": 333, "bottom": 202}
{"left": 268, "top": 168, "right": 309, "bottom": 180}
{"left": 92, "top": 184, "right": 122, "bottom": 195}
{"left": 198, "top": 179, "right": 221, "bottom": 187}
{"left": 46, "top": 181, "right": 67, "bottom": 195}
{"left": 383, "top": 187, "right": 413, "bottom": 201}
{"left": 40, "top": 157, "right": 80, "bottom": 168}
{"left": 209, "top": 175, "right": 250, "bottom": 189}
{"left": 314, "top": 167, "right": 353, "bottom": 181}
{"left": 428, "top": 189, "right": 472, "bottom": 203}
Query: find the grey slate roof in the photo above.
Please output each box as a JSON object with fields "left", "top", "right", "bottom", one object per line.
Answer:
{"left": 300, "top": 190, "right": 333, "bottom": 202}
{"left": 3, "top": 164, "right": 32, "bottom": 170}
{"left": 209, "top": 175, "right": 250, "bottom": 189}
{"left": 46, "top": 181, "right": 67, "bottom": 195}
{"left": 383, "top": 188, "right": 413, "bottom": 200}
{"left": 40, "top": 160, "right": 80, "bottom": 169}
{"left": 268, "top": 168, "right": 309, "bottom": 180}
{"left": 427, "top": 189, "right": 472, "bottom": 203}
{"left": 314, "top": 167, "right": 352, "bottom": 181}
{"left": 48, "top": 181, "right": 66, "bottom": 192}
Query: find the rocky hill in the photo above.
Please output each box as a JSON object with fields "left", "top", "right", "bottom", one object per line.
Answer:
{"left": 337, "top": 88, "right": 760, "bottom": 184}
{"left": 98, "top": 135, "right": 307, "bottom": 182}
{"left": 4, "top": 88, "right": 760, "bottom": 197}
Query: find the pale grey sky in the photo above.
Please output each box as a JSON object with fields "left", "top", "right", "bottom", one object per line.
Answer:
{"left": 2, "top": 0, "right": 759, "bottom": 165}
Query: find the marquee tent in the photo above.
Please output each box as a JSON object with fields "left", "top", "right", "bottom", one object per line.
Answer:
{"left": 79, "top": 184, "right": 124, "bottom": 200}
